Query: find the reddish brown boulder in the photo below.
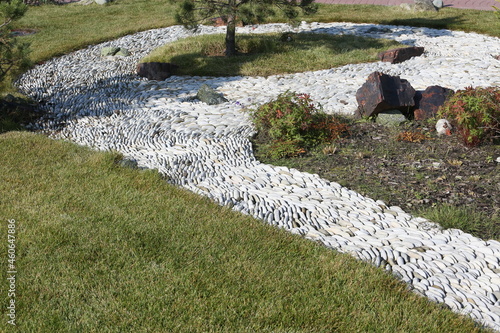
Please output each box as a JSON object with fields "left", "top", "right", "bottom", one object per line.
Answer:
{"left": 136, "top": 62, "right": 178, "bottom": 81}
{"left": 355, "top": 72, "right": 416, "bottom": 118}
{"left": 413, "top": 85, "right": 454, "bottom": 121}
{"left": 378, "top": 47, "right": 425, "bottom": 64}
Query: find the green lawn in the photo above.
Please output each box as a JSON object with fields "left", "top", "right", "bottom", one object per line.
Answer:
{"left": 140, "top": 32, "right": 404, "bottom": 76}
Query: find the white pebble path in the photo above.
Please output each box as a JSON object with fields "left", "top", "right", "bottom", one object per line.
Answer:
{"left": 16, "top": 22, "right": 500, "bottom": 331}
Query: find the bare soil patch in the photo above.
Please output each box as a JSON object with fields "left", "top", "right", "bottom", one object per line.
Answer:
{"left": 252, "top": 120, "right": 500, "bottom": 240}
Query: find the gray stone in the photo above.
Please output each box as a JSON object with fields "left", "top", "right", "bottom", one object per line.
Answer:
{"left": 376, "top": 110, "right": 407, "bottom": 127}
{"left": 119, "top": 158, "right": 138, "bottom": 169}
{"left": 100, "top": 47, "right": 120, "bottom": 56}
{"left": 432, "top": 0, "right": 444, "bottom": 8}
{"left": 399, "top": 3, "right": 412, "bottom": 10}
{"left": 115, "top": 48, "right": 130, "bottom": 57}
{"left": 413, "top": 0, "right": 438, "bottom": 11}
{"left": 196, "top": 84, "right": 228, "bottom": 105}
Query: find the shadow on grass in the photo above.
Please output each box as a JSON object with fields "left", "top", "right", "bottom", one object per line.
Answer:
{"left": 381, "top": 15, "right": 466, "bottom": 31}
{"left": 166, "top": 32, "right": 403, "bottom": 77}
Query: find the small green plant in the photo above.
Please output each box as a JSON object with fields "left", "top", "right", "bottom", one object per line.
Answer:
{"left": 250, "top": 91, "right": 349, "bottom": 158}
{"left": 438, "top": 86, "right": 500, "bottom": 146}
{"left": 0, "top": 0, "right": 31, "bottom": 85}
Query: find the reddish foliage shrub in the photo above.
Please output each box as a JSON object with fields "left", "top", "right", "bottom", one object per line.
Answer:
{"left": 438, "top": 86, "right": 500, "bottom": 146}
{"left": 396, "top": 130, "right": 430, "bottom": 143}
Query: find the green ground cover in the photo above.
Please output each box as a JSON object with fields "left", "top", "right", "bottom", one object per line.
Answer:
{"left": 141, "top": 32, "right": 404, "bottom": 76}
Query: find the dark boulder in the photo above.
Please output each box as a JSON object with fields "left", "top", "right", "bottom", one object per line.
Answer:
{"left": 378, "top": 47, "right": 424, "bottom": 64}
{"left": 355, "top": 72, "right": 416, "bottom": 118}
{"left": 136, "top": 62, "right": 178, "bottom": 81}
{"left": 413, "top": 85, "right": 454, "bottom": 121}
{"left": 196, "top": 84, "right": 228, "bottom": 105}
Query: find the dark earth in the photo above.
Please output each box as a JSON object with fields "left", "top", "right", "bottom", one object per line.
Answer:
{"left": 252, "top": 120, "right": 500, "bottom": 241}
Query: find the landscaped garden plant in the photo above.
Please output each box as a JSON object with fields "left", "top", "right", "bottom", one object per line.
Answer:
{"left": 250, "top": 91, "right": 350, "bottom": 158}
{"left": 438, "top": 86, "right": 500, "bottom": 146}
{"left": 0, "top": 0, "right": 30, "bottom": 84}
{"left": 175, "top": 0, "right": 317, "bottom": 56}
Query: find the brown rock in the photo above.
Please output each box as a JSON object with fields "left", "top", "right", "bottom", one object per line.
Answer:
{"left": 378, "top": 47, "right": 425, "bottom": 64}
{"left": 355, "top": 72, "right": 416, "bottom": 118}
{"left": 413, "top": 85, "right": 454, "bottom": 121}
{"left": 136, "top": 62, "right": 178, "bottom": 81}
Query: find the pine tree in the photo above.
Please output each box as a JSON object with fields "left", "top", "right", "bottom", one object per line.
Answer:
{"left": 175, "top": 0, "right": 317, "bottom": 56}
{"left": 0, "top": 0, "right": 30, "bottom": 85}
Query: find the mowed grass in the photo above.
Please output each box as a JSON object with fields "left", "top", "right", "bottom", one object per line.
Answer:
{"left": 313, "top": 4, "right": 500, "bottom": 37}
{"left": 0, "top": 132, "right": 485, "bottom": 332}
{"left": 141, "top": 33, "right": 404, "bottom": 76}
{"left": 11, "top": 1, "right": 500, "bottom": 67}
{"left": 13, "top": 0, "right": 179, "bottom": 63}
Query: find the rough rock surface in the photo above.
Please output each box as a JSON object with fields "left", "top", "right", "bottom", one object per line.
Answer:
{"left": 414, "top": 0, "right": 438, "bottom": 11}
{"left": 136, "top": 62, "right": 178, "bottom": 81}
{"left": 115, "top": 48, "right": 130, "bottom": 57}
{"left": 375, "top": 110, "right": 408, "bottom": 126}
{"left": 378, "top": 47, "right": 425, "bottom": 64}
{"left": 413, "top": 85, "right": 454, "bottom": 121}
{"left": 355, "top": 72, "right": 416, "bottom": 118}
{"left": 101, "top": 47, "right": 120, "bottom": 56}
{"left": 196, "top": 84, "right": 229, "bottom": 105}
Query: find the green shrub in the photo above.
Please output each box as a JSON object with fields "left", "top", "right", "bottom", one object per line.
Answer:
{"left": 250, "top": 91, "right": 349, "bottom": 158}
{"left": 438, "top": 86, "right": 500, "bottom": 146}
{"left": 0, "top": 0, "right": 31, "bottom": 86}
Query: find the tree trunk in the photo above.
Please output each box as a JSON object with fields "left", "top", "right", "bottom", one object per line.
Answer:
{"left": 224, "top": 13, "right": 237, "bottom": 57}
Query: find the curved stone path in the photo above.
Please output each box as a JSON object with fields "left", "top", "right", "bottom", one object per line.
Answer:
{"left": 16, "top": 22, "right": 500, "bottom": 331}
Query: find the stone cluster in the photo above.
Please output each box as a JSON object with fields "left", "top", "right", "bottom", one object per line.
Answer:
{"left": 355, "top": 71, "right": 453, "bottom": 121}
{"left": 15, "top": 22, "right": 500, "bottom": 331}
